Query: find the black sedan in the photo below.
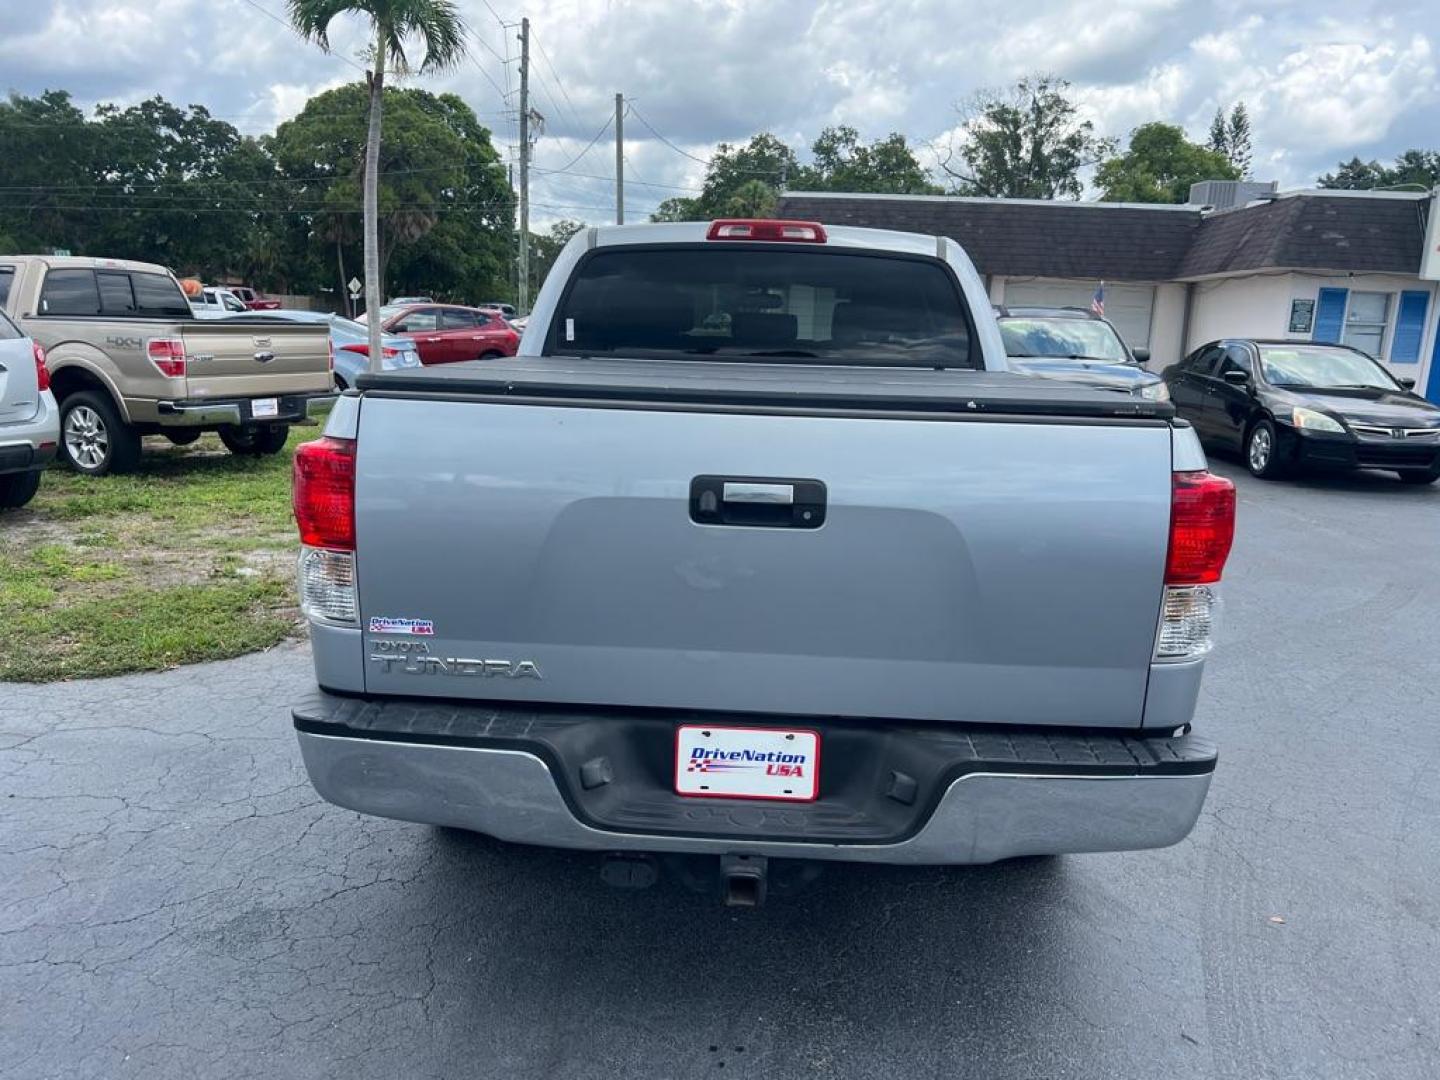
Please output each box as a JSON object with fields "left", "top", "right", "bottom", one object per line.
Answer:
{"left": 1162, "top": 339, "right": 1440, "bottom": 483}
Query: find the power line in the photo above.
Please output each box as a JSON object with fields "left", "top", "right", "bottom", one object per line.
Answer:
{"left": 533, "top": 35, "right": 585, "bottom": 134}
{"left": 531, "top": 163, "right": 700, "bottom": 193}
{"left": 547, "top": 115, "right": 614, "bottom": 175}
{"left": 232, "top": 0, "right": 369, "bottom": 73}
{"left": 626, "top": 104, "right": 711, "bottom": 167}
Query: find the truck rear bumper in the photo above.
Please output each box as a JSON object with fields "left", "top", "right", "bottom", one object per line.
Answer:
{"left": 293, "top": 692, "right": 1215, "bottom": 865}
{"left": 154, "top": 392, "right": 335, "bottom": 427}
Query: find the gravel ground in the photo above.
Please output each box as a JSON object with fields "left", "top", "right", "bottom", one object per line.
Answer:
{"left": 2, "top": 460, "right": 1437, "bottom": 1080}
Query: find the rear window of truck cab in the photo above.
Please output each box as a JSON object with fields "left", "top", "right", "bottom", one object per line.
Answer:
{"left": 39, "top": 268, "right": 192, "bottom": 318}
{"left": 552, "top": 247, "right": 977, "bottom": 368}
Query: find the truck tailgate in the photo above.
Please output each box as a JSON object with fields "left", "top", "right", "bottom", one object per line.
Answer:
{"left": 179, "top": 321, "right": 330, "bottom": 397}
{"left": 353, "top": 396, "right": 1173, "bottom": 727}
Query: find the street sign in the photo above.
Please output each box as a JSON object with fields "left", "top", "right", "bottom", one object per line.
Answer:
{"left": 347, "top": 276, "right": 363, "bottom": 297}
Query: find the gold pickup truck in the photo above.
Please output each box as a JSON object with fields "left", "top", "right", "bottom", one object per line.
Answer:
{"left": 0, "top": 255, "right": 332, "bottom": 474}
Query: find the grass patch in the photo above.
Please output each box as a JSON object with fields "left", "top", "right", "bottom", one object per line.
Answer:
{"left": 0, "top": 426, "right": 315, "bottom": 682}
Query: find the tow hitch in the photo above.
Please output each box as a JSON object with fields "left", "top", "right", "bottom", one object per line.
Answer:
{"left": 719, "top": 853, "right": 768, "bottom": 908}
{"left": 600, "top": 852, "right": 786, "bottom": 907}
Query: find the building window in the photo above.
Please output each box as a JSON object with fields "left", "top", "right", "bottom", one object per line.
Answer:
{"left": 1342, "top": 292, "right": 1389, "bottom": 359}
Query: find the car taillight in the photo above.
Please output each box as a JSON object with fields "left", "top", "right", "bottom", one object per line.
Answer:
{"left": 339, "top": 343, "right": 368, "bottom": 355}
{"left": 293, "top": 436, "right": 355, "bottom": 550}
{"left": 382, "top": 346, "right": 398, "bottom": 358}
{"left": 146, "top": 337, "right": 186, "bottom": 378}
{"left": 706, "top": 219, "right": 827, "bottom": 242}
{"left": 32, "top": 340, "right": 50, "bottom": 392}
{"left": 1166, "top": 471, "right": 1235, "bottom": 585}
{"left": 293, "top": 436, "right": 358, "bottom": 625}
{"left": 1156, "top": 470, "right": 1235, "bottom": 661}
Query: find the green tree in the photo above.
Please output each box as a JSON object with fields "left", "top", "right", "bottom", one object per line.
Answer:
{"left": 941, "top": 75, "right": 1115, "bottom": 199}
{"left": 287, "top": 0, "right": 468, "bottom": 369}
{"left": 1318, "top": 149, "right": 1440, "bottom": 190}
{"left": 1207, "top": 102, "right": 1253, "bottom": 178}
{"left": 269, "top": 84, "right": 512, "bottom": 305}
{"left": 797, "top": 125, "right": 939, "bottom": 194}
{"left": 0, "top": 91, "right": 105, "bottom": 254}
{"left": 650, "top": 133, "right": 799, "bottom": 222}
{"left": 1097, "top": 122, "right": 1239, "bottom": 203}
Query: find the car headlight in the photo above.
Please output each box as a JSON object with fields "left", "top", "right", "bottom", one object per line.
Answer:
{"left": 1138, "top": 381, "right": 1170, "bottom": 402}
{"left": 1291, "top": 406, "right": 1345, "bottom": 433}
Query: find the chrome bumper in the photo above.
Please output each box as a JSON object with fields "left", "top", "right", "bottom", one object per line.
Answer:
{"left": 154, "top": 392, "right": 336, "bottom": 427}
{"left": 296, "top": 730, "right": 1212, "bottom": 865}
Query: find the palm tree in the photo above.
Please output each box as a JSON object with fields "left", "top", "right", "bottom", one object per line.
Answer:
{"left": 287, "top": 0, "right": 467, "bottom": 371}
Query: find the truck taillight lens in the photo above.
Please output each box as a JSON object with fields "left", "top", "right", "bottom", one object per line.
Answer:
{"left": 293, "top": 436, "right": 355, "bottom": 549}
{"left": 298, "top": 547, "right": 358, "bottom": 625}
{"left": 294, "top": 436, "right": 358, "bottom": 625}
{"left": 1157, "top": 470, "right": 1235, "bottom": 661}
{"left": 146, "top": 337, "right": 186, "bottom": 377}
{"left": 32, "top": 340, "right": 50, "bottom": 392}
{"left": 1166, "top": 471, "right": 1234, "bottom": 585}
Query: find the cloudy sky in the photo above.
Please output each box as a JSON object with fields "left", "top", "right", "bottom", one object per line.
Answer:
{"left": 2, "top": 0, "right": 1436, "bottom": 225}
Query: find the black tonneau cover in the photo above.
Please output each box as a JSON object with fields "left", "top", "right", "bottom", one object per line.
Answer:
{"left": 356, "top": 355, "right": 1175, "bottom": 420}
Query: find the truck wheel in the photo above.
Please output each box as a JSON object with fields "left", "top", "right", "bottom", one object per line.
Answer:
{"left": 59, "top": 391, "right": 142, "bottom": 476}
{"left": 1245, "top": 419, "right": 1287, "bottom": 480}
{"left": 218, "top": 424, "right": 289, "bottom": 456}
{"left": 0, "top": 470, "right": 42, "bottom": 509}
{"left": 164, "top": 430, "right": 202, "bottom": 447}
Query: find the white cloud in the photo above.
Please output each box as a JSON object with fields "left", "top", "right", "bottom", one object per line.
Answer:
{"left": 1, "top": 0, "right": 1436, "bottom": 219}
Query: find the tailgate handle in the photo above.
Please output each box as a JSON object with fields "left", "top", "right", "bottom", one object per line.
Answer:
{"left": 691, "top": 476, "right": 825, "bottom": 529}
{"left": 723, "top": 482, "right": 793, "bottom": 505}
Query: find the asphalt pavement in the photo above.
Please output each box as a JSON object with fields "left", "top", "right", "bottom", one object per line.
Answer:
{"left": 3, "top": 460, "right": 1438, "bottom": 1080}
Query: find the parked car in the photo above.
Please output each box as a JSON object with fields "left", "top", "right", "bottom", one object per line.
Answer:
{"left": 478, "top": 301, "right": 517, "bottom": 319}
{"left": 388, "top": 296, "right": 434, "bottom": 307}
{"left": 0, "top": 310, "right": 58, "bottom": 508}
{"left": 1162, "top": 339, "right": 1440, "bottom": 483}
{"left": 381, "top": 303, "right": 520, "bottom": 365}
{"left": 290, "top": 218, "right": 1233, "bottom": 906}
{"left": 232, "top": 310, "right": 421, "bottom": 389}
{"left": 996, "top": 305, "right": 1168, "bottom": 401}
{"left": 190, "top": 286, "right": 250, "bottom": 319}
{"left": 0, "top": 255, "right": 333, "bottom": 474}
{"left": 228, "top": 285, "right": 281, "bottom": 311}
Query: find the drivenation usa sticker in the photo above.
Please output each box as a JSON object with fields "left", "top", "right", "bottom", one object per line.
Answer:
{"left": 368, "top": 616, "right": 435, "bottom": 636}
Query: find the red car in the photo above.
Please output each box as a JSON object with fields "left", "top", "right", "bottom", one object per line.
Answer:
{"left": 227, "top": 285, "right": 282, "bottom": 311}
{"left": 381, "top": 304, "right": 520, "bottom": 365}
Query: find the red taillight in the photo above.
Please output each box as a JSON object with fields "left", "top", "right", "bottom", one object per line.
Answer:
{"left": 293, "top": 436, "right": 356, "bottom": 550}
{"left": 382, "top": 346, "right": 399, "bottom": 358}
{"left": 706, "top": 219, "right": 827, "bottom": 243}
{"left": 1166, "top": 471, "right": 1235, "bottom": 585}
{"left": 32, "top": 340, "right": 50, "bottom": 392}
{"left": 146, "top": 337, "right": 186, "bottom": 378}
{"left": 339, "top": 343, "right": 368, "bottom": 355}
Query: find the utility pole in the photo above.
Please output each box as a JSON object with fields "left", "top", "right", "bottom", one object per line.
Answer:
{"left": 517, "top": 16, "right": 531, "bottom": 314}
{"left": 615, "top": 92, "right": 624, "bottom": 225}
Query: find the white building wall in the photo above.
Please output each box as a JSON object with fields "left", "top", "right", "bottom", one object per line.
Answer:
{"left": 1147, "top": 283, "right": 1187, "bottom": 371}
{"left": 1186, "top": 271, "right": 1440, "bottom": 393}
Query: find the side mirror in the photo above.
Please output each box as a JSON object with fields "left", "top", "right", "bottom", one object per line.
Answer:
{"left": 1131, "top": 347, "right": 1150, "bottom": 365}
{"left": 1222, "top": 369, "right": 1250, "bottom": 385}
{"left": 1398, "top": 376, "right": 1417, "bottom": 391}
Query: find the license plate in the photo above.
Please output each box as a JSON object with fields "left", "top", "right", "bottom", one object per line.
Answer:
{"left": 252, "top": 398, "right": 279, "bottom": 419}
{"left": 675, "top": 725, "right": 820, "bottom": 801}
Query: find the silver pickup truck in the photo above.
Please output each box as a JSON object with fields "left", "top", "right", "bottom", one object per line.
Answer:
{"left": 290, "top": 219, "right": 1235, "bottom": 905}
{"left": 0, "top": 256, "right": 332, "bottom": 474}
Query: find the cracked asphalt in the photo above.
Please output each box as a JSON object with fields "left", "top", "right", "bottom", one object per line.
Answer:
{"left": 3, "top": 461, "right": 1438, "bottom": 1080}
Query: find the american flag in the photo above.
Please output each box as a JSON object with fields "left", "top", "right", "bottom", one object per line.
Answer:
{"left": 1091, "top": 282, "right": 1105, "bottom": 317}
